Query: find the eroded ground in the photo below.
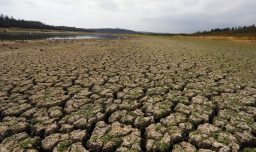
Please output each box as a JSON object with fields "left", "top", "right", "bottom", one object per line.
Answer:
{"left": 0, "top": 36, "right": 256, "bottom": 152}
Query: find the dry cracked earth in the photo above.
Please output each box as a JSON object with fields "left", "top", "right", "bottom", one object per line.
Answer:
{"left": 0, "top": 36, "right": 256, "bottom": 152}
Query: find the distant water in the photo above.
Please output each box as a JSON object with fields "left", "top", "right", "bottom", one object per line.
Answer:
{"left": 47, "top": 35, "right": 101, "bottom": 40}
{"left": 0, "top": 33, "right": 119, "bottom": 41}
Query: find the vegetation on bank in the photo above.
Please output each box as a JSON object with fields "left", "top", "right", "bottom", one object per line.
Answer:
{"left": 0, "top": 14, "right": 93, "bottom": 32}
{"left": 0, "top": 14, "right": 137, "bottom": 34}
{"left": 194, "top": 25, "right": 256, "bottom": 38}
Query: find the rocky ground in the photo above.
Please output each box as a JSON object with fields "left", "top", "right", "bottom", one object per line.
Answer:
{"left": 0, "top": 36, "right": 255, "bottom": 152}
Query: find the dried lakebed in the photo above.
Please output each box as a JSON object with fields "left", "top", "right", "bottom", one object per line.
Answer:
{"left": 0, "top": 36, "right": 255, "bottom": 152}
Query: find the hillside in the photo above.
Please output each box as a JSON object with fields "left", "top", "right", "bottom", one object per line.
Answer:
{"left": 0, "top": 14, "right": 137, "bottom": 34}
{"left": 92, "top": 28, "right": 137, "bottom": 34}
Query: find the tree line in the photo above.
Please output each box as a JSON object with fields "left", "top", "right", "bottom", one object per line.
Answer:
{"left": 195, "top": 25, "right": 256, "bottom": 36}
{"left": 0, "top": 14, "right": 92, "bottom": 32}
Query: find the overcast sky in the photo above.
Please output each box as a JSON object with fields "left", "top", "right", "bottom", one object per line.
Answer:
{"left": 1, "top": 0, "right": 256, "bottom": 33}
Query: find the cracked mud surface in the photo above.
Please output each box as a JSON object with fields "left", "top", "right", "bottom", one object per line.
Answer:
{"left": 0, "top": 36, "right": 256, "bottom": 152}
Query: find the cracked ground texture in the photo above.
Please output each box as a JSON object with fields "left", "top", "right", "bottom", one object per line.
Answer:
{"left": 0, "top": 36, "right": 256, "bottom": 152}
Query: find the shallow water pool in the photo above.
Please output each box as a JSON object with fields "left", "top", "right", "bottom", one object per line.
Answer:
{"left": 0, "top": 33, "right": 119, "bottom": 41}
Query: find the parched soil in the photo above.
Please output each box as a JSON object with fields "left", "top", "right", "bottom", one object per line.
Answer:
{"left": 0, "top": 36, "right": 256, "bottom": 152}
